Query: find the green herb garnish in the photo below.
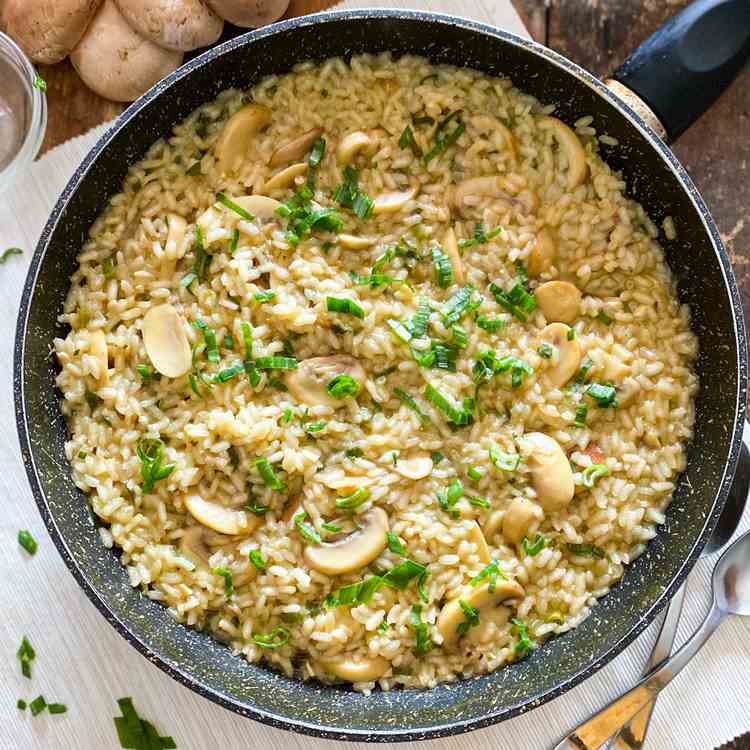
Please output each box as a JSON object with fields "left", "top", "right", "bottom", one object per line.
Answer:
{"left": 293, "top": 512, "right": 321, "bottom": 544}
{"left": 537, "top": 342, "right": 554, "bottom": 359}
{"left": 382, "top": 559, "right": 427, "bottom": 590}
{"left": 326, "top": 296, "right": 364, "bottom": 320}
{"left": 595, "top": 310, "right": 614, "bottom": 325}
{"left": 254, "top": 356, "right": 298, "bottom": 371}
{"left": 476, "top": 315, "right": 505, "bottom": 333}
{"left": 522, "top": 534, "right": 546, "bottom": 556}
{"left": 511, "top": 617, "right": 533, "bottom": 657}
{"left": 431, "top": 246, "right": 454, "bottom": 288}
{"left": 394, "top": 387, "right": 431, "bottom": 423}
{"left": 0, "top": 246, "right": 22, "bottom": 263}
{"left": 213, "top": 567, "right": 233, "bottom": 599}
{"left": 458, "top": 223, "right": 503, "bottom": 249}
{"left": 567, "top": 542, "right": 606, "bottom": 559}
{"left": 255, "top": 457, "right": 285, "bottom": 490}
{"left": 469, "top": 559, "right": 504, "bottom": 592}
{"left": 410, "top": 605, "right": 433, "bottom": 654}
{"left": 345, "top": 447, "right": 364, "bottom": 459}
{"left": 574, "top": 403, "right": 588, "bottom": 427}
{"left": 217, "top": 192, "right": 253, "bottom": 220}
{"left": 333, "top": 166, "right": 374, "bottom": 220}
{"left": 114, "top": 697, "right": 176, "bottom": 749}
{"left": 386, "top": 532, "right": 407, "bottom": 556}
{"left": 136, "top": 438, "right": 175, "bottom": 493}
{"left": 30, "top": 695, "right": 47, "bottom": 716}
{"left": 327, "top": 374, "right": 360, "bottom": 399}
{"left": 17, "top": 636, "right": 35, "bottom": 678}
{"left": 585, "top": 383, "right": 618, "bottom": 408}
{"left": 32, "top": 75, "right": 47, "bottom": 92}
{"left": 424, "top": 110, "right": 465, "bottom": 164}
{"left": 489, "top": 446, "right": 520, "bottom": 472}
{"left": 456, "top": 598, "right": 480, "bottom": 635}
{"left": 424, "top": 384, "right": 474, "bottom": 427}
{"left": 489, "top": 281, "right": 537, "bottom": 322}
{"left": 581, "top": 464, "right": 609, "bottom": 488}
{"left": 442, "top": 284, "right": 475, "bottom": 326}
{"left": 18, "top": 530, "right": 37, "bottom": 556}
{"left": 437, "top": 478, "right": 464, "bottom": 519}
{"left": 249, "top": 550, "right": 266, "bottom": 571}
{"left": 335, "top": 487, "right": 370, "bottom": 510}
{"left": 254, "top": 290, "right": 276, "bottom": 303}
{"left": 253, "top": 626, "right": 290, "bottom": 649}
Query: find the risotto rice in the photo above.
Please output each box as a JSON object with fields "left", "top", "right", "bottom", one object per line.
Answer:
{"left": 54, "top": 53, "right": 698, "bottom": 692}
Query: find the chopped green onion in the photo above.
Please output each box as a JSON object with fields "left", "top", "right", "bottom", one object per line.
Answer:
{"left": 431, "top": 246, "right": 454, "bottom": 288}
{"left": 254, "top": 290, "right": 276, "bottom": 303}
{"left": 410, "top": 604, "right": 433, "bottom": 654}
{"left": 489, "top": 281, "right": 537, "bottom": 322}
{"left": 382, "top": 559, "right": 427, "bottom": 590}
{"left": 398, "top": 125, "right": 421, "bottom": 157}
{"left": 437, "top": 478, "right": 464, "bottom": 519}
{"left": 308, "top": 137, "right": 326, "bottom": 184}
{"left": 249, "top": 550, "right": 266, "bottom": 571}
{"left": 467, "top": 466, "right": 482, "bottom": 482}
{"left": 442, "top": 284, "right": 475, "bottom": 326}
{"left": 424, "top": 384, "right": 474, "bottom": 427}
{"left": 394, "top": 387, "right": 431, "bottom": 423}
{"left": 522, "top": 534, "right": 546, "bottom": 556}
{"left": 567, "top": 327, "right": 577, "bottom": 340}
{"left": 30, "top": 695, "right": 47, "bottom": 716}
{"left": 335, "top": 487, "right": 371, "bottom": 510}
{"left": 137, "top": 438, "right": 175, "bottom": 493}
{"left": 17, "top": 699, "right": 27, "bottom": 710}
{"left": 293, "top": 512, "right": 321, "bottom": 544}
{"left": 469, "top": 559, "right": 503, "bottom": 592}
{"left": 103, "top": 255, "right": 117, "bottom": 278}
{"left": 595, "top": 310, "right": 614, "bottom": 325}
{"left": 582, "top": 464, "right": 609, "bottom": 488}
{"left": 489, "top": 446, "right": 520, "bottom": 472}
{"left": 18, "top": 530, "right": 37, "bottom": 556}
{"left": 511, "top": 617, "right": 534, "bottom": 657}
{"left": 0, "top": 246, "right": 22, "bottom": 263}
{"left": 352, "top": 192, "right": 374, "bottom": 220}
{"left": 302, "top": 418, "right": 326, "bottom": 433}
{"left": 473, "top": 350, "right": 533, "bottom": 389}
{"left": 417, "top": 569, "right": 430, "bottom": 603}
{"left": 424, "top": 111, "right": 465, "bottom": 164}
{"left": 327, "top": 374, "right": 361, "bottom": 399}
{"left": 229, "top": 227, "right": 239, "bottom": 253}
{"left": 333, "top": 166, "right": 373, "bottom": 220}
{"left": 321, "top": 522, "right": 342, "bottom": 533}
{"left": 255, "top": 457, "right": 286, "bottom": 490}
{"left": 377, "top": 620, "right": 389, "bottom": 633}
{"left": 32, "top": 75, "right": 47, "bottom": 92}
{"left": 456, "top": 598, "right": 480, "bottom": 635}
{"left": 85, "top": 390, "right": 101, "bottom": 410}
{"left": 468, "top": 495, "right": 490, "bottom": 508}
{"left": 217, "top": 192, "right": 254, "bottom": 220}
{"left": 246, "top": 500, "right": 269, "bottom": 516}
{"left": 574, "top": 357, "right": 594, "bottom": 384}
{"left": 254, "top": 356, "right": 298, "bottom": 370}
{"left": 253, "top": 626, "right": 289, "bottom": 649}
{"left": 193, "top": 320, "right": 220, "bottom": 363}
{"left": 567, "top": 542, "right": 606, "bottom": 559}
{"left": 451, "top": 325, "right": 468, "bottom": 349}
{"left": 326, "top": 575, "right": 383, "bottom": 608}
{"left": 326, "top": 296, "right": 364, "bottom": 320}
{"left": 458, "top": 223, "right": 503, "bottom": 249}
{"left": 213, "top": 363, "right": 245, "bottom": 383}
{"left": 136, "top": 364, "right": 159, "bottom": 380}
{"left": 48, "top": 703, "right": 67, "bottom": 715}
{"left": 386, "top": 532, "right": 407, "bottom": 556}
{"left": 213, "top": 567, "right": 233, "bottom": 599}
{"left": 476, "top": 315, "right": 505, "bottom": 332}
{"left": 586, "top": 383, "right": 618, "bottom": 408}
{"left": 574, "top": 403, "right": 588, "bottom": 427}
{"left": 282, "top": 408, "right": 293, "bottom": 424}
{"left": 430, "top": 451, "right": 444, "bottom": 465}
{"left": 278, "top": 187, "right": 343, "bottom": 245}
{"left": 114, "top": 697, "right": 176, "bottom": 749}
{"left": 345, "top": 447, "right": 364, "bottom": 459}
{"left": 17, "top": 636, "right": 35, "bottom": 678}
{"left": 537, "top": 342, "right": 554, "bottom": 359}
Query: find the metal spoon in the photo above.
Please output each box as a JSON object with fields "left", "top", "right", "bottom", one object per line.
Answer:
{"left": 554, "top": 526, "right": 750, "bottom": 750}
{"left": 605, "top": 425, "right": 750, "bottom": 749}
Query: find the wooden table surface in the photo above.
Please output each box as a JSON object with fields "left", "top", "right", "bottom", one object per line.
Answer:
{"left": 23, "top": 0, "right": 750, "bottom": 327}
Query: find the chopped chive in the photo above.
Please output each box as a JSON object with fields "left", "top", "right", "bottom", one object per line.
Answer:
{"left": 301, "top": 418, "right": 326, "bottom": 433}
{"left": 193, "top": 320, "right": 220, "bottom": 363}
{"left": 468, "top": 495, "right": 490, "bottom": 508}
{"left": 522, "top": 534, "right": 546, "bottom": 556}
{"left": 282, "top": 408, "right": 293, "bottom": 424}
{"left": 48, "top": 703, "right": 67, "bottom": 715}
{"left": 430, "top": 451, "right": 444, "bottom": 465}
{"left": 213, "top": 364, "right": 245, "bottom": 383}
{"left": 393, "top": 387, "right": 431, "bottom": 423}
{"left": 103, "top": 255, "right": 117, "bottom": 278}
{"left": 229, "top": 227, "right": 239, "bottom": 253}
{"left": 423, "top": 111, "right": 465, "bottom": 164}
{"left": 437, "top": 478, "right": 464, "bottom": 519}
{"left": 32, "top": 75, "right": 47, "bottom": 92}
{"left": 489, "top": 446, "right": 520, "bottom": 472}
{"left": 345, "top": 447, "right": 364, "bottom": 459}
{"left": 386, "top": 532, "right": 407, "bottom": 556}
{"left": 245, "top": 500, "right": 269, "bottom": 516}
{"left": 29, "top": 695, "right": 47, "bottom": 716}
{"left": 469, "top": 559, "right": 503, "bottom": 592}
{"left": 381, "top": 559, "right": 427, "bottom": 590}
{"left": 254, "top": 458, "right": 285, "bottom": 490}
{"left": 309, "top": 137, "right": 326, "bottom": 169}
{"left": 442, "top": 284, "right": 475, "bottom": 326}
{"left": 114, "top": 697, "right": 176, "bottom": 749}
{"left": 467, "top": 466, "right": 482, "bottom": 482}
{"left": 581, "top": 463, "right": 609, "bottom": 488}
{"left": 252, "top": 626, "right": 289, "bottom": 649}
{"left": 476, "top": 315, "right": 505, "bottom": 332}
{"left": 335, "top": 487, "right": 371, "bottom": 510}
{"left": 537, "top": 342, "right": 554, "bottom": 359}
{"left": 213, "top": 567, "right": 233, "bottom": 599}
{"left": 254, "top": 356, "right": 298, "bottom": 370}
{"left": 511, "top": 617, "right": 534, "bottom": 657}
{"left": 217, "top": 192, "right": 254, "bottom": 220}
{"left": 574, "top": 403, "right": 588, "bottom": 427}
{"left": 424, "top": 384, "right": 474, "bottom": 427}
{"left": 254, "top": 290, "right": 276, "bottom": 303}
{"left": 585, "top": 383, "right": 618, "bottom": 408}
{"left": 18, "top": 529, "right": 37, "bottom": 555}
{"left": 249, "top": 550, "right": 266, "bottom": 571}
{"left": 489, "top": 281, "right": 537, "bottom": 322}
{"left": 456, "top": 598, "right": 480, "bottom": 635}
{"left": 326, "top": 296, "right": 364, "bottom": 320}
{"left": 431, "top": 246, "right": 454, "bottom": 288}
{"left": 595, "top": 310, "right": 614, "bottom": 325}
{"left": 327, "top": 374, "right": 360, "bottom": 399}
{"left": 293, "top": 512, "right": 322, "bottom": 544}
{"left": 567, "top": 327, "right": 576, "bottom": 341}
{"left": 458, "top": 223, "right": 503, "bottom": 249}
{"left": 574, "top": 357, "right": 594, "bottom": 384}
{"left": 417, "top": 569, "right": 430, "bottom": 603}
{"left": 410, "top": 604, "right": 433, "bottom": 654}
{"left": 398, "top": 125, "right": 421, "bottom": 158}
{"left": 333, "top": 166, "right": 373, "bottom": 220}
{"left": 326, "top": 575, "right": 383, "bottom": 608}
{"left": 17, "top": 699, "right": 27, "bottom": 710}
{"left": 566, "top": 542, "right": 606, "bottom": 559}
{"left": 17, "top": 636, "right": 35, "bottom": 678}
{"left": 137, "top": 438, "right": 175, "bottom": 493}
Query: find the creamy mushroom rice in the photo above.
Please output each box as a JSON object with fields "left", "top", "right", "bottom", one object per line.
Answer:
{"left": 54, "top": 53, "right": 698, "bottom": 691}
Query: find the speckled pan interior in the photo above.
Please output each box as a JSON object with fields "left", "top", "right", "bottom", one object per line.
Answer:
{"left": 14, "top": 10, "right": 748, "bottom": 742}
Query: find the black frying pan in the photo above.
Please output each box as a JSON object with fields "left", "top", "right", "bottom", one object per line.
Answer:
{"left": 14, "top": 2, "right": 750, "bottom": 741}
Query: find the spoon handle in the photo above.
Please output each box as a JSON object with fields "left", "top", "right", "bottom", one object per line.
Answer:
{"left": 552, "top": 605, "right": 725, "bottom": 750}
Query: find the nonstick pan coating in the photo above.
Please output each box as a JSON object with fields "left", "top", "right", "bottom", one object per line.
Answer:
{"left": 14, "top": 10, "right": 748, "bottom": 741}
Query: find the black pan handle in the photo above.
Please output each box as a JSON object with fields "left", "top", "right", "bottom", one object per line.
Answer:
{"left": 610, "top": 0, "right": 750, "bottom": 142}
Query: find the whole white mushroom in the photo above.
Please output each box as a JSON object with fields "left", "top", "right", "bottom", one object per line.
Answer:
{"left": 70, "top": 0, "right": 183, "bottom": 102}
{"left": 113, "top": 0, "right": 224, "bottom": 52}
{"left": 3, "top": 0, "right": 103, "bottom": 64}
{"left": 204, "top": 0, "right": 290, "bottom": 28}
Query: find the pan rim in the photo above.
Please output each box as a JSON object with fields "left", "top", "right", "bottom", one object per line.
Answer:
{"left": 13, "top": 8, "right": 748, "bottom": 742}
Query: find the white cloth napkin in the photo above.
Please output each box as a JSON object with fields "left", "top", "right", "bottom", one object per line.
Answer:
{"left": 2, "top": 2, "right": 749, "bottom": 748}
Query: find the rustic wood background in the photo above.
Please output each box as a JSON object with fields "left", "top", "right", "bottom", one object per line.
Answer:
{"left": 9, "top": 0, "right": 750, "bottom": 323}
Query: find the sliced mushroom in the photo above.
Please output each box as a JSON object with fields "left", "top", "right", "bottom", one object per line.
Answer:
{"left": 467, "top": 522, "right": 491, "bottom": 563}
{"left": 269, "top": 128, "right": 323, "bottom": 167}
{"left": 540, "top": 323, "right": 581, "bottom": 388}
{"left": 165, "top": 213, "right": 187, "bottom": 260}
{"left": 215, "top": 103, "right": 271, "bottom": 174}
{"left": 142, "top": 303, "right": 192, "bottom": 378}
{"left": 263, "top": 162, "right": 308, "bottom": 192}
{"left": 482, "top": 510, "right": 504, "bottom": 541}
{"left": 393, "top": 454, "right": 433, "bottom": 481}
{"left": 443, "top": 226, "right": 465, "bottom": 284}
{"left": 338, "top": 234, "right": 376, "bottom": 250}
{"left": 527, "top": 229, "right": 557, "bottom": 277}
{"left": 320, "top": 655, "right": 390, "bottom": 683}
{"left": 520, "top": 432, "right": 574, "bottom": 512}
{"left": 231, "top": 195, "right": 281, "bottom": 220}
{"left": 320, "top": 474, "right": 375, "bottom": 493}
{"left": 286, "top": 355, "right": 366, "bottom": 408}
{"left": 537, "top": 116, "right": 588, "bottom": 190}
{"left": 453, "top": 175, "right": 504, "bottom": 214}
{"left": 70, "top": 0, "right": 183, "bottom": 103}
{"left": 536, "top": 280, "right": 581, "bottom": 324}
{"left": 88, "top": 329, "right": 109, "bottom": 383}
{"left": 113, "top": 0, "right": 223, "bottom": 51}
{"left": 437, "top": 579, "right": 524, "bottom": 647}
{"left": 336, "top": 131, "right": 372, "bottom": 165}
{"left": 502, "top": 497, "right": 539, "bottom": 545}
{"left": 372, "top": 183, "right": 419, "bottom": 215}
{"left": 184, "top": 494, "right": 259, "bottom": 535}
{"left": 303, "top": 506, "right": 389, "bottom": 575}
{"left": 471, "top": 115, "right": 518, "bottom": 163}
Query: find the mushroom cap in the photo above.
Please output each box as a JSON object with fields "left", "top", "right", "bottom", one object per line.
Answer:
{"left": 3, "top": 0, "right": 102, "bottom": 64}
{"left": 204, "top": 0, "right": 290, "bottom": 28}
{"left": 113, "top": 0, "right": 223, "bottom": 52}
{"left": 286, "top": 355, "right": 366, "bottom": 409}
{"left": 71, "top": 1, "right": 183, "bottom": 103}
{"left": 520, "top": 432, "right": 575, "bottom": 512}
